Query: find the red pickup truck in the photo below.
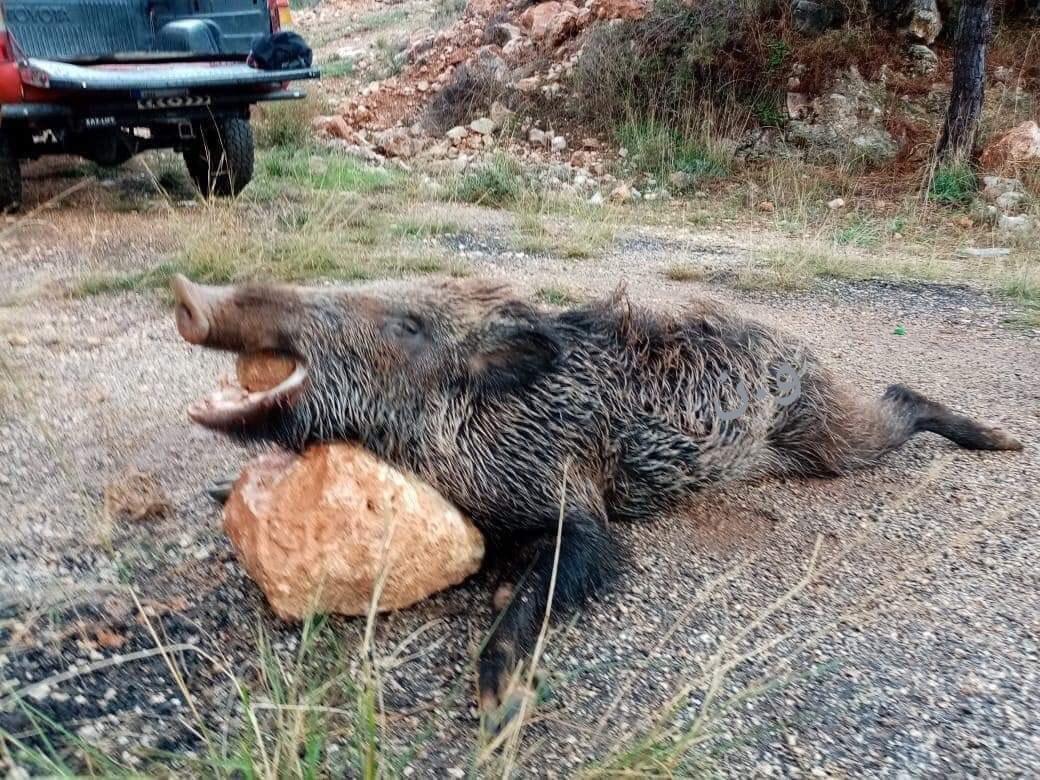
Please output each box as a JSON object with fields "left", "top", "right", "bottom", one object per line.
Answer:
{"left": 0, "top": 0, "right": 319, "bottom": 210}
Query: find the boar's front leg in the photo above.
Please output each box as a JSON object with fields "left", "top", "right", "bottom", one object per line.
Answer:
{"left": 478, "top": 503, "right": 617, "bottom": 715}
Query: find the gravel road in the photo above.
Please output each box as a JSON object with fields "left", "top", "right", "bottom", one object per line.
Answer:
{"left": 1, "top": 165, "right": 1038, "bottom": 777}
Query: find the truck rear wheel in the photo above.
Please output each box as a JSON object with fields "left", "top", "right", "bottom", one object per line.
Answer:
{"left": 0, "top": 133, "right": 23, "bottom": 213}
{"left": 184, "top": 117, "right": 254, "bottom": 197}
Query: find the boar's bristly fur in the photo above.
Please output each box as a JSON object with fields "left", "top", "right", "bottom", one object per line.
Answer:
{"left": 172, "top": 275, "right": 1023, "bottom": 712}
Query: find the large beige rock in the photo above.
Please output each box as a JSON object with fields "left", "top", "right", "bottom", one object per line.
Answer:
{"left": 224, "top": 444, "right": 485, "bottom": 620}
{"left": 518, "top": 1, "right": 580, "bottom": 44}
{"left": 980, "top": 121, "right": 1040, "bottom": 174}
{"left": 589, "top": 0, "right": 647, "bottom": 21}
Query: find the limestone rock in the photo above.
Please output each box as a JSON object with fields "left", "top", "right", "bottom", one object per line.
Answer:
{"left": 980, "top": 121, "right": 1040, "bottom": 173}
{"left": 515, "top": 76, "right": 541, "bottom": 93}
{"left": 373, "top": 127, "right": 415, "bottom": 158}
{"left": 995, "top": 190, "right": 1027, "bottom": 214}
{"left": 490, "top": 101, "right": 515, "bottom": 130}
{"left": 589, "top": 0, "right": 647, "bottom": 21}
{"left": 446, "top": 125, "right": 469, "bottom": 143}
{"left": 609, "top": 183, "right": 637, "bottom": 203}
{"left": 998, "top": 213, "right": 1035, "bottom": 237}
{"left": 491, "top": 22, "right": 524, "bottom": 45}
{"left": 785, "top": 67, "right": 898, "bottom": 168}
{"left": 470, "top": 117, "right": 496, "bottom": 135}
{"left": 786, "top": 91, "right": 811, "bottom": 120}
{"left": 313, "top": 115, "right": 352, "bottom": 141}
{"left": 791, "top": 0, "right": 841, "bottom": 35}
{"left": 981, "top": 175, "right": 1023, "bottom": 200}
{"left": 519, "top": 1, "right": 580, "bottom": 44}
{"left": 908, "top": 44, "right": 938, "bottom": 75}
{"left": 907, "top": 0, "right": 942, "bottom": 45}
{"left": 223, "top": 445, "right": 485, "bottom": 620}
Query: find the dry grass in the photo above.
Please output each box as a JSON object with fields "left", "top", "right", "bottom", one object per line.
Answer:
{"left": 513, "top": 205, "right": 618, "bottom": 260}
{"left": 664, "top": 263, "right": 715, "bottom": 283}
{"left": 253, "top": 95, "right": 325, "bottom": 151}
{"left": 725, "top": 234, "right": 1040, "bottom": 325}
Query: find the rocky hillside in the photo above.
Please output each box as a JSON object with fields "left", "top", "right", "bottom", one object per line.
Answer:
{"left": 295, "top": 0, "right": 1038, "bottom": 223}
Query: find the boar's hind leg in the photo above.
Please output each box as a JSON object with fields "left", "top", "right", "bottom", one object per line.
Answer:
{"left": 478, "top": 504, "right": 617, "bottom": 716}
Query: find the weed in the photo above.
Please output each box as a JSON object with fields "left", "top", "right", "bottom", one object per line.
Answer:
{"left": 766, "top": 39, "right": 790, "bottom": 72}
{"left": 665, "top": 263, "right": 713, "bottom": 282}
{"left": 535, "top": 286, "right": 578, "bottom": 306}
{"left": 391, "top": 215, "right": 464, "bottom": 238}
{"left": 617, "top": 120, "right": 729, "bottom": 182}
{"left": 424, "top": 60, "right": 507, "bottom": 132}
{"left": 259, "top": 148, "right": 397, "bottom": 193}
{"left": 511, "top": 198, "right": 617, "bottom": 258}
{"left": 451, "top": 155, "right": 529, "bottom": 207}
{"left": 254, "top": 96, "right": 322, "bottom": 150}
{"left": 928, "top": 163, "right": 977, "bottom": 206}
{"left": 353, "top": 8, "right": 408, "bottom": 33}
{"left": 372, "top": 36, "right": 406, "bottom": 79}
{"left": 430, "top": 0, "right": 466, "bottom": 28}
{"left": 74, "top": 194, "right": 443, "bottom": 296}
{"left": 834, "top": 220, "right": 881, "bottom": 248}
{"left": 320, "top": 58, "right": 356, "bottom": 79}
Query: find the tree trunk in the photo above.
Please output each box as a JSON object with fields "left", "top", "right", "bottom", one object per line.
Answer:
{"left": 936, "top": 0, "right": 993, "bottom": 160}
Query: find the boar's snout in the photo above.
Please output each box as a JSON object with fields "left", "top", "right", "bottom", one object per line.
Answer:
{"left": 172, "top": 274, "right": 229, "bottom": 345}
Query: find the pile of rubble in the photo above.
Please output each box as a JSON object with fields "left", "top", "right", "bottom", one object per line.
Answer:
{"left": 311, "top": 0, "right": 648, "bottom": 183}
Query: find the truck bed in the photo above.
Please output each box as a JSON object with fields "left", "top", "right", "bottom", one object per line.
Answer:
{"left": 4, "top": 0, "right": 272, "bottom": 61}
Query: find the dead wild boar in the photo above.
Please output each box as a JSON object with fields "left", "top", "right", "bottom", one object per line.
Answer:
{"left": 171, "top": 274, "right": 1022, "bottom": 712}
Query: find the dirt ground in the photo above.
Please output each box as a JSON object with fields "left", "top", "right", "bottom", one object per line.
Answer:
{"left": 1, "top": 156, "right": 1038, "bottom": 777}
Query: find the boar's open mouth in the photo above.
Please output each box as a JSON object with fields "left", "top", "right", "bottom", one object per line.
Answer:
{"left": 171, "top": 274, "right": 309, "bottom": 432}
{"left": 187, "top": 351, "right": 308, "bottom": 431}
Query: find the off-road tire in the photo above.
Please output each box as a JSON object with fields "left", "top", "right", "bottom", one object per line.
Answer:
{"left": 0, "top": 134, "right": 23, "bottom": 213}
{"left": 184, "top": 117, "right": 254, "bottom": 197}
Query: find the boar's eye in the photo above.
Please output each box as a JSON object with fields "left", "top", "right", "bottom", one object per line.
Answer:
{"left": 384, "top": 315, "right": 426, "bottom": 348}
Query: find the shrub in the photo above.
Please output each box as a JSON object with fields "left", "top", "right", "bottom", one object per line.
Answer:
{"left": 929, "top": 163, "right": 978, "bottom": 205}
{"left": 451, "top": 155, "right": 529, "bottom": 207}
{"left": 571, "top": 0, "right": 776, "bottom": 132}
{"left": 423, "top": 56, "right": 507, "bottom": 132}
{"left": 254, "top": 95, "right": 320, "bottom": 150}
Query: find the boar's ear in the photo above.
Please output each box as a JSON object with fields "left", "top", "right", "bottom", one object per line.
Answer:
{"left": 466, "top": 306, "right": 562, "bottom": 395}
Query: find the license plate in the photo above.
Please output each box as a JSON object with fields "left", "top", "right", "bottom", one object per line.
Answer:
{"left": 279, "top": 7, "right": 293, "bottom": 27}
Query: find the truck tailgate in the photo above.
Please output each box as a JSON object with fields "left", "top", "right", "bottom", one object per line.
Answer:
{"left": 24, "top": 59, "right": 319, "bottom": 93}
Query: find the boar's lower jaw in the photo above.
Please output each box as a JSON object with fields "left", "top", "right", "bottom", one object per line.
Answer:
{"left": 188, "top": 358, "right": 309, "bottom": 432}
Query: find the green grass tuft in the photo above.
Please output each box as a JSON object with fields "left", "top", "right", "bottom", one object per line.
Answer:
{"left": 254, "top": 96, "right": 321, "bottom": 150}
{"left": 617, "top": 120, "right": 729, "bottom": 182}
{"left": 259, "top": 148, "right": 398, "bottom": 193}
{"left": 451, "top": 155, "right": 530, "bottom": 207}
{"left": 320, "top": 58, "right": 356, "bottom": 79}
{"left": 535, "top": 286, "right": 578, "bottom": 306}
{"left": 929, "top": 163, "right": 977, "bottom": 206}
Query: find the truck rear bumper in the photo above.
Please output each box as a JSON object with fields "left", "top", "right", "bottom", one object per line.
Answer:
{"left": 21, "top": 59, "right": 319, "bottom": 94}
